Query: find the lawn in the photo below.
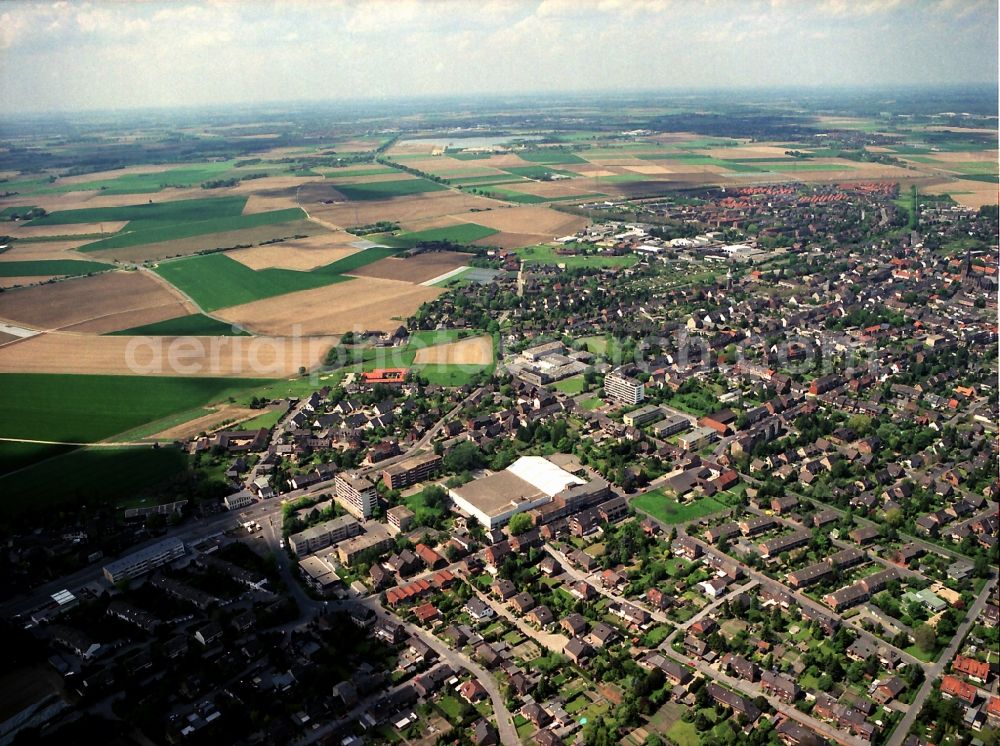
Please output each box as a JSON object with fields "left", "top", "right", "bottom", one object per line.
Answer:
{"left": 413, "top": 363, "right": 491, "bottom": 387}
{"left": 0, "top": 445, "right": 190, "bottom": 517}
{"left": 551, "top": 374, "right": 586, "bottom": 395}
{"left": 381, "top": 223, "right": 498, "bottom": 248}
{"left": 234, "top": 408, "right": 285, "bottom": 431}
{"left": 517, "top": 244, "right": 638, "bottom": 269}
{"left": 154, "top": 253, "right": 349, "bottom": 311}
{"left": 579, "top": 397, "right": 603, "bottom": 411}
{"left": 577, "top": 335, "right": 608, "bottom": 354}
{"left": 0, "top": 373, "right": 270, "bottom": 446}
{"left": 333, "top": 178, "right": 448, "bottom": 201}
{"left": 403, "top": 486, "right": 450, "bottom": 526}
{"left": 107, "top": 313, "right": 249, "bottom": 336}
{"left": 78, "top": 207, "right": 309, "bottom": 252}
{"left": 0, "top": 259, "right": 114, "bottom": 277}
{"left": 631, "top": 489, "right": 734, "bottom": 525}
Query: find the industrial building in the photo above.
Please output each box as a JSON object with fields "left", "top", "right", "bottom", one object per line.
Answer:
{"left": 448, "top": 455, "right": 607, "bottom": 529}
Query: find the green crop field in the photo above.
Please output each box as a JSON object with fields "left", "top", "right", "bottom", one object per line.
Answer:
{"left": 26, "top": 196, "right": 248, "bottom": 228}
{"left": 0, "top": 205, "right": 40, "bottom": 219}
{"left": 769, "top": 163, "right": 857, "bottom": 172}
{"left": 154, "top": 253, "right": 349, "bottom": 311}
{"left": 517, "top": 244, "right": 638, "bottom": 268}
{"left": 382, "top": 223, "right": 498, "bottom": 248}
{"left": 0, "top": 445, "right": 190, "bottom": 517}
{"left": 517, "top": 150, "right": 588, "bottom": 164}
{"left": 316, "top": 246, "right": 406, "bottom": 273}
{"left": 500, "top": 166, "right": 578, "bottom": 179}
{"left": 0, "top": 441, "right": 74, "bottom": 477}
{"left": 333, "top": 178, "right": 448, "bottom": 201}
{"left": 78, "top": 207, "right": 308, "bottom": 252}
{"left": 472, "top": 186, "right": 548, "bottom": 204}
{"left": 321, "top": 167, "right": 401, "bottom": 178}
{"left": 107, "top": 313, "right": 250, "bottom": 336}
{"left": 35, "top": 162, "right": 238, "bottom": 195}
{"left": 447, "top": 174, "right": 525, "bottom": 186}
{"left": 0, "top": 259, "right": 114, "bottom": 277}
{"left": 0, "top": 373, "right": 271, "bottom": 448}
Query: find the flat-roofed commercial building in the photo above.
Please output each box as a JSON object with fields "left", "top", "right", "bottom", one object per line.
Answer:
{"left": 605, "top": 369, "right": 644, "bottom": 405}
{"left": 103, "top": 538, "right": 186, "bottom": 584}
{"left": 449, "top": 455, "right": 605, "bottom": 530}
{"left": 289, "top": 515, "right": 362, "bottom": 556}
{"left": 335, "top": 472, "right": 378, "bottom": 519}
{"left": 382, "top": 452, "right": 442, "bottom": 490}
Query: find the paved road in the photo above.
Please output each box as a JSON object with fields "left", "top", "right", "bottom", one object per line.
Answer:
{"left": 886, "top": 577, "right": 997, "bottom": 746}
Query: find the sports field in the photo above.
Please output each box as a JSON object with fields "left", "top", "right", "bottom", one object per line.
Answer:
{"left": 153, "top": 253, "right": 350, "bottom": 311}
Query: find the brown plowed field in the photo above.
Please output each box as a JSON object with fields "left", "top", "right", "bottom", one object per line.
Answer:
{"left": 228, "top": 233, "right": 361, "bottom": 270}
{"left": 413, "top": 335, "right": 493, "bottom": 365}
{"left": 215, "top": 276, "right": 442, "bottom": 336}
{"left": 8, "top": 222, "right": 129, "bottom": 238}
{"left": 0, "top": 271, "right": 193, "bottom": 331}
{"left": 457, "top": 205, "right": 587, "bottom": 236}
{"left": 87, "top": 220, "right": 328, "bottom": 263}
{"left": 307, "top": 191, "right": 504, "bottom": 226}
{"left": 0, "top": 331, "right": 335, "bottom": 377}
{"left": 349, "top": 251, "right": 470, "bottom": 283}
{"left": 0, "top": 276, "right": 60, "bottom": 290}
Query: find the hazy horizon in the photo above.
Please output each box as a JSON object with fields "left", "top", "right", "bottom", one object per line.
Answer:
{"left": 1, "top": 0, "right": 997, "bottom": 115}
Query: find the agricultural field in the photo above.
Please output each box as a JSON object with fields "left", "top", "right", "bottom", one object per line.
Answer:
{"left": 381, "top": 223, "right": 499, "bottom": 248}
{"left": 227, "top": 233, "right": 362, "bottom": 271}
{"left": 106, "top": 313, "right": 248, "bottom": 336}
{"left": 331, "top": 178, "right": 448, "bottom": 201}
{"left": 411, "top": 335, "right": 493, "bottom": 365}
{"left": 0, "top": 259, "right": 113, "bottom": 277}
{"left": 349, "top": 251, "right": 472, "bottom": 284}
{"left": 0, "top": 373, "right": 269, "bottom": 447}
{"left": 0, "top": 271, "right": 194, "bottom": 333}
{"left": 213, "top": 276, "right": 443, "bottom": 336}
{"left": 0, "top": 445, "right": 191, "bottom": 517}
{"left": 153, "top": 253, "right": 349, "bottom": 312}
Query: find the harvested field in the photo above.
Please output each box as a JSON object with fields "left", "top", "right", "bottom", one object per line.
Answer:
{"left": 86, "top": 219, "right": 328, "bottom": 263}
{"left": 704, "top": 145, "right": 796, "bottom": 159}
{"left": 0, "top": 240, "right": 96, "bottom": 257}
{"left": 8, "top": 221, "right": 129, "bottom": 238}
{"left": 324, "top": 172, "right": 417, "bottom": 185}
{"left": 228, "top": 233, "right": 361, "bottom": 270}
{"left": 307, "top": 191, "right": 504, "bottom": 226}
{"left": 569, "top": 167, "right": 619, "bottom": 177}
{"left": 924, "top": 150, "right": 999, "bottom": 163}
{"left": 151, "top": 406, "right": 264, "bottom": 440}
{"left": 412, "top": 335, "right": 493, "bottom": 365}
{"left": 0, "top": 188, "right": 209, "bottom": 213}
{"left": 396, "top": 214, "right": 468, "bottom": 232}
{"left": 623, "top": 165, "right": 673, "bottom": 174}
{"left": 924, "top": 181, "right": 999, "bottom": 208}
{"left": 241, "top": 190, "right": 303, "bottom": 214}
{"left": 0, "top": 271, "right": 193, "bottom": 331}
{"left": 215, "top": 276, "right": 443, "bottom": 336}
{"left": 501, "top": 180, "right": 604, "bottom": 198}
{"left": 455, "top": 205, "right": 587, "bottom": 236}
{"left": 0, "top": 332, "right": 335, "bottom": 377}
{"left": 349, "top": 251, "right": 470, "bottom": 283}
{"left": 0, "top": 276, "right": 59, "bottom": 289}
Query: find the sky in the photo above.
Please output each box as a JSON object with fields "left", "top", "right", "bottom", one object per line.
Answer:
{"left": 0, "top": 0, "right": 997, "bottom": 114}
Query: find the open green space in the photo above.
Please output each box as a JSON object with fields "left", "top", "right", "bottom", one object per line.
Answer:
{"left": 154, "top": 253, "right": 350, "bottom": 311}
{"left": 413, "top": 363, "right": 491, "bottom": 387}
{"left": 631, "top": 489, "right": 736, "bottom": 525}
{"left": 78, "top": 207, "right": 308, "bottom": 252}
{"left": 551, "top": 374, "right": 586, "bottom": 394}
{"left": 381, "top": 223, "right": 498, "bottom": 248}
{"left": 579, "top": 396, "right": 603, "bottom": 411}
{"left": 333, "top": 178, "right": 448, "bottom": 201}
{"left": 106, "top": 313, "right": 250, "bottom": 336}
{"left": 0, "top": 259, "right": 114, "bottom": 277}
{"left": 0, "top": 445, "right": 190, "bottom": 517}
{"left": 1, "top": 205, "right": 40, "bottom": 219}
{"left": 516, "top": 244, "right": 639, "bottom": 268}
{"left": 0, "top": 373, "right": 271, "bottom": 447}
